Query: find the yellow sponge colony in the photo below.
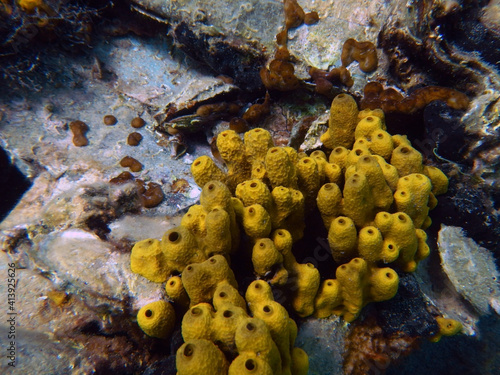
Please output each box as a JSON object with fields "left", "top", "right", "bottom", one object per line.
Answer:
{"left": 430, "top": 317, "right": 463, "bottom": 342}
{"left": 129, "top": 91, "right": 449, "bottom": 374}
{"left": 318, "top": 93, "right": 448, "bottom": 271}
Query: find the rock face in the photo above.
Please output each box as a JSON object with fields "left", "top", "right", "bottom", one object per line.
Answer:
{"left": 1, "top": 0, "right": 500, "bottom": 374}
{"left": 438, "top": 225, "right": 500, "bottom": 317}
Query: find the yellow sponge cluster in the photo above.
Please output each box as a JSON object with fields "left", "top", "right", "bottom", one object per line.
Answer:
{"left": 175, "top": 256, "right": 309, "bottom": 375}
{"left": 252, "top": 229, "right": 320, "bottom": 318}
{"left": 313, "top": 257, "right": 399, "bottom": 322}
{"left": 131, "top": 92, "right": 451, "bottom": 371}
{"left": 130, "top": 181, "right": 239, "bottom": 282}
{"left": 192, "top": 128, "right": 317, "bottom": 241}
{"left": 318, "top": 93, "right": 448, "bottom": 268}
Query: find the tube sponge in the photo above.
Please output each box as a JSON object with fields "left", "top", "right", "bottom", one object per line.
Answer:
{"left": 423, "top": 165, "right": 449, "bottom": 195}
{"left": 296, "top": 156, "right": 321, "bottom": 208}
{"left": 234, "top": 317, "right": 282, "bottom": 375}
{"left": 348, "top": 155, "right": 393, "bottom": 210}
{"left": 390, "top": 144, "right": 424, "bottom": 176}
{"left": 182, "top": 255, "right": 238, "bottom": 305}
{"left": 342, "top": 172, "right": 376, "bottom": 227}
{"left": 236, "top": 179, "right": 273, "bottom": 212}
{"left": 251, "top": 301, "right": 293, "bottom": 375}
{"left": 314, "top": 279, "right": 342, "bottom": 318}
{"left": 327, "top": 216, "right": 358, "bottom": 263}
{"left": 213, "top": 282, "right": 247, "bottom": 311}
{"left": 317, "top": 183, "right": 342, "bottom": 229}
{"left": 137, "top": 301, "right": 175, "bottom": 339}
{"left": 265, "top": 147, "right": 297, "bottom": 189}
{"left": 394, "top": 173, "right": 432, "bottom": 229}
{"left": 181, "top": 303, "right": 215, "bottom": 342}
{"left": 229, "top": 353, "right": 274, "bottom": 375}
{"left": 211, "top": 304, "right": 248, "bottom": 354}
{"left": 165, "top": 276, "right": 190, "bottom": 309}
{"left": 321, "top": 93, "right": 359, "bottom": 149}
{"left": 130, "top": 239, "right": 169, "bottom": 282}
{"left": 252, "top": 238, "right": 285, "bottom": 280}
{"left": 191, "top": 155, "right": 226, "bottom": 188}
{"left": 334, "top": 258, "right": 398, "bottom": 322}
{"left": 176, "top": 339, "right": 229, "bottom": 375}
{"left": 161, "top": 226, "right": 204, "bottom": 272}
{"left": 242, "top": 204, "right": 272, "bottom": 239}
{"left": 374, "top": 212, "right": 421, "bottom": 272}
{"left": 430, "top": 317, "right": 463, "bottom": 342}
{"left": 205, "top": 207, "right": 232, "bottom": 256}
{"left": 291, "top": 347, "right": 309, "bottom": 375}
{"left": 244, "top": 127, "right": 274, "bottom": 164}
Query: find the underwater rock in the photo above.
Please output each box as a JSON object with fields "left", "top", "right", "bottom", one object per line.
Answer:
{"left": 437, "top": 225, "right": 500, "bottom": 316}
{"left": 375, "top": 272, "right": 439, "bottom": 337}
{"left": 294, "top": 316, "right": 347, "bottom": 375}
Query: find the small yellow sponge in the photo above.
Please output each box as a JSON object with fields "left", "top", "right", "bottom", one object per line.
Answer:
{"left": 137, "top": 301, "right": 175, "bottom": 338}
{"left": 430, "top": 317, "right": 463, "bottom": 342}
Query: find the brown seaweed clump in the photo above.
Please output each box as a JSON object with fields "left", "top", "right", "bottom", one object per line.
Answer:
{"left": 127, "top": 132, "right": 143, "bottom": 146}
{"left": 109, "top": 171, "right": 135, "bottom": 185}
{"left": 242, "top": 92, "right": 271, "bottom": 125}
{"left": 103, "top": 115, "right": 117, "bottom": 126}
{"left": 137, "top": 180, "right": 164, "bottom": 208}
{"left": 69, "top": 120, "right": 89, "bottom": 147}
{"left": 341, "top": 38, "right": 378, "bottom": 73}
{"left": 361, "top": 82, "right": 470, "bottom": 113}
{"left": 120, "top": 156, "right": 143, "bottom": 172}
{"left": 309, "top": 66, "right": 354, "bottom": 95}
{"left": 131, "top": 117, "right": 146, "bottom": 128}
{"left": 260, "top": 46, "right": 300, "bottom": 91}
{"left": 309, "top": 38, "right": 376, "bottom": 95}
